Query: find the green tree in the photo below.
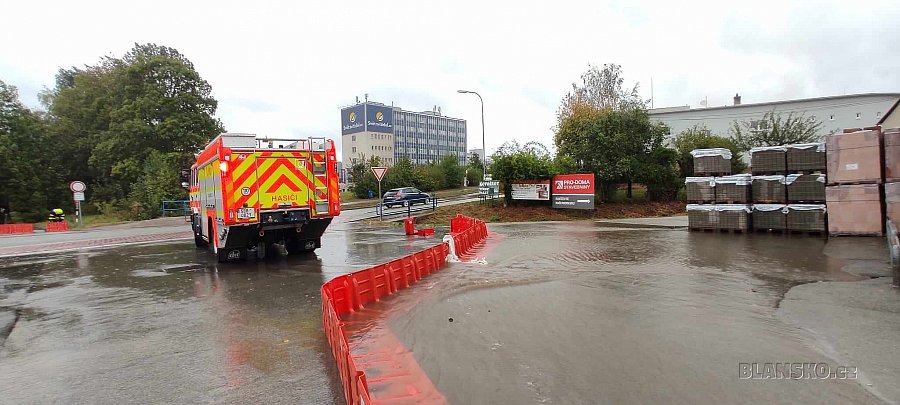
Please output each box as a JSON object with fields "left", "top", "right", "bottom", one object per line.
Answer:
{"left": 44, "top": 43, "right": 223, "bottom": 215}
{"left": 555, "top": 102, "right": 674, "bottom": 201}
{"left": 349, "top": 154, "right": 382, "bottom": 198}
{"left": 0, "top": 80, "right": 61, "bottom": 222}
{"left": 438, "top": 154, "right": 463, "bottom": 189}
{"left": 556, "top": 63, "right": 645, "bottom": 126}
{"left": 465, "top": 152, "right": 484, "bottom": 186}
{"left": 731, "top": 110, "right": 824, "bottom": 150}
{"left": 673, "top": 124, "right": 746, "bottom": 176}
{"left": 490, "top": 141, "right": 555, "bottom": 204}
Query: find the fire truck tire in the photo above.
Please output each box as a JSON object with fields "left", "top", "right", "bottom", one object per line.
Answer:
{"left": 285, "top": 239, "right": 315, "bottom": 255}
{"left": 194, "top": 234, "right": 207, "bottom": 248}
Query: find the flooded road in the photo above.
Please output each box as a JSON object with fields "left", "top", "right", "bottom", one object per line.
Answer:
{"left": 0, "top": 221, "right": 440, "bottom": 404}
{"left": 354, "top": 222, "right": 894, "bottom": 404}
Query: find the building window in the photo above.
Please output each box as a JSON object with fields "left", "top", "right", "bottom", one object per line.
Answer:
{"left": 750, "top": 120, "right": 768, "bottom": 133}
{"left": 877, "top": 111, "right": 883, "bottom": 118}
{"left": 352, "top": 135, "right": 356, "bottom": 141}
{"left": 829, "top": 115, "right": 835, "bottom": 121}
{"left": 352, "top": 147, "right": 356, "bottom": 153}
{"left": 855, "top": 113, "right": 861, "bottom": 120}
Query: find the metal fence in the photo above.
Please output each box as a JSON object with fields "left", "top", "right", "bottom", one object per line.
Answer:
{"left": 161, "top": 200, "right": 190, "bottom": 219}
{"left": 375, "top": 197, "right": 438, "bottom": 221}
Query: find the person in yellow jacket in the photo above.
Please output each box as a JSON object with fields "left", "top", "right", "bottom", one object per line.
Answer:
{"left": 48, "top": 208, "right": 66, "bottom": 222}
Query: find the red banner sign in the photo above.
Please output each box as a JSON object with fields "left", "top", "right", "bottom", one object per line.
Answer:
{"left": 552, "top": 174, "right": 595, "bottom": 195}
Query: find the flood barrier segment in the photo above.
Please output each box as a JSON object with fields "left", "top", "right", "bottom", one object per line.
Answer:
{"left": 0, "top": 224, "right": 34, "bottom": 234}
{"left": 321, "top": 214, "right": 488, "bottom": 405}
{"left": 45, "top": 222, "right": 69, "bottom": 232}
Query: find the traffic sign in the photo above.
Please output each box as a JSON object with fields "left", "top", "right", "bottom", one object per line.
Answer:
{"left": 70, "top": 181, "right": 86, "bottom": 193}
{"left": 73, "top": 192, "right": 85, "bottom": 201}
{"left": 371, "top": 167, "right": 388, "bottom": 182}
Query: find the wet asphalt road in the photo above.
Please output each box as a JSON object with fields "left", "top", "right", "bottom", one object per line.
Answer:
{"left": 0, "top": 220, "right": 441, "bottom": 404}
{"left": 2, "top": 219, "right": 897, "bottom": 404}
{"left": 344, "top": 222, "right": 896, "bottom": 404}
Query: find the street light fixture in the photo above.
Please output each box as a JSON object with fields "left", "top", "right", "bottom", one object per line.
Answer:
{"left": 457, "top": 89, "right": 486, "bottom": 180}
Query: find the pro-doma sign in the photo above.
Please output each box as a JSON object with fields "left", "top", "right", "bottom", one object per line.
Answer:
{"left": 552, "top": 173, "right": 595, "bottom": 209}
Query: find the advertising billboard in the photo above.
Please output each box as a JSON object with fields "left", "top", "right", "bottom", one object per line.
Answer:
{"left": 365, "top": 104, "right": 393, "bottom": 134}
{"left": 341, "top": 104, "right": 365, "bottom": 135}
{"left": 551, "top": 173, "right": 595, "bottom": 209}
{"left": 511, "top": 180, "right": 550, "bottom": 201}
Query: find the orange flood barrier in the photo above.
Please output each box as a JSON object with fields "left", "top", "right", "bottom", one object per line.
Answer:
{"left": 321, "top": 214, "right": 488, "bottom": 405}
{"left": 45, "top": 222, "right": 69, "bottom": 232}
{"left": 0, "top": 224, "right": 34, "bottom": 234}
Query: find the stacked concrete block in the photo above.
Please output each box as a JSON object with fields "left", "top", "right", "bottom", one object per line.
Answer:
{"left": 716, "top": 205, "right": 752, "bottom": 231}
{"left": 714, "top": 174, "right": 752, "bottom": 204}
{"left": 691, "top": 148, "right": 732, "bottom": 175}
{"left": 685, "top": 177, "right": 715, "bottom": 203}
{"left": 687, "top": 204, "right": 717, "bottom": 229}
{"left": 825, "top": 128, "right": 884, "bottom": 236}
{"left": 786, "top": 143, "right": 826, "bottom": 172}
{"left": 752, "top": 176, "right": 786, "bottom": 203}
{"left": 752, "top": 204, "right": 786, "bottom": 231}
{"left": 885, "top": 128, "right": 900, "bottom": 223}
{"left": 750, "top": 146, "right": 787, "bottom": 174}
{"left": 786, "top": 173, "right": 826, "bottom": 203}
{"left": 786, "top": 205, "right": 827, "bottom": 233}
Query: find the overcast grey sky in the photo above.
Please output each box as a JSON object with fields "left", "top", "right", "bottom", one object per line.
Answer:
{"left": 2, "top": 0, "right": 898, "bottom": 159}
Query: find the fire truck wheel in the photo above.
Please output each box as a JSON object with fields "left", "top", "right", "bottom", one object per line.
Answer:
{"left": 194, "top": 234, "right": 207, "bottom": 248}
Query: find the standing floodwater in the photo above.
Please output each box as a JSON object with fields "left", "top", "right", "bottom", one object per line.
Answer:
{"left": 371, "top": 222, "right": 893, "bottom": 404}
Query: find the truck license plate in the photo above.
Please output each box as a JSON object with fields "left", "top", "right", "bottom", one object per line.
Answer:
{"left": 237, "top": 208, "right": 256, "bottom": 219}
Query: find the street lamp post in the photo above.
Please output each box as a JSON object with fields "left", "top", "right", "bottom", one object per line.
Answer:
{"left": 457, "top": 89, "right": 486, "bottom": 179}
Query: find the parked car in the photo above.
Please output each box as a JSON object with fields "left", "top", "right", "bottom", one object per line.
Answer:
{"left": 383, "top": 187, "right": 431, "bottom": 208}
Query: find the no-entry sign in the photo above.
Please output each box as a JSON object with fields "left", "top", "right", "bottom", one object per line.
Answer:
{"left": 552, "top": 173, "right": 595, "bottom": 209}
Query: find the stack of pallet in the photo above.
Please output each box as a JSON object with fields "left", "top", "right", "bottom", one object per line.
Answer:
{"left": 885, "top": 128, "right": 900, "bottom": 227}
{"left": 748, "top": 143, "right": 827, "bottom": 234}
{"left": 686, "top": 148, "right": 753, "bottom": 232}
{"left": 826, "top": 128, "right": 884, "bottom": 236}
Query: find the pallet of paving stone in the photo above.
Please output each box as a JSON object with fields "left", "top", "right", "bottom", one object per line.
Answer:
{"left": 715, "top": 174, "right": 752, "bottom": 204}
{"left": 752, "top": 176, "right": 786, "bottom": 203}
{"left": 786, "top": 143, "right": 826, "bottom": 173}
{"left": 685, "top": 177, "right": 715, "bottom": 203}
{"left": 752, "top": 204, "right": 786, "bottom": 231}
{"left": 691, "top": 148, "right": 732, "bottom": 176}
{"left": 750, "top": 146, "right": 787, "bottom": 174}
{"left": 786, "top": 173, "right": 826, "bottom": 203}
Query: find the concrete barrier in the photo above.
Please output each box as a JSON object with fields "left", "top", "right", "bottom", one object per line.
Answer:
{"left": 320, "top": 214, "right": 488, "bottom": 405}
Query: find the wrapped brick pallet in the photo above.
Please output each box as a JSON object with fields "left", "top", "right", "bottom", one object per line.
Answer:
{"left": 687, "top": 204, "right": 716, "bottom": 229}
{"left": 751, "top": 176, "right": 786, "bottom": 203}
{"left": 716, "top": 204, "right": 751, "bottom": 231}
{"left": 887, "top": 182, "right": 900, "bottom": 222}
{"left": 752, "top": 204, "right": 786, "bottom": 231}
{"left": 826, "top": 129, "right": 882, "bottom": 185}
{"left": 785, "top": 173, "right": 826, "bottom": 203}
{"left": 685, "top": 177, "right": 715, "bottom": 202}
{"left": 826, "top": 184, "right": 883, "bottom": 236}
{"left": 786, "top": 204, "right": 827, "bottom": 233}
{"left": 691, "top": 148, "right": 732, "bottom": 175}
{"left": 885, "top": 128, "right": 900, "bottom": 182}
{"left": 786, "top": 143, "right": 826, "bottom": 172}
{"left": 715, "top": 174, "right": 752, "bottom": 203}
{"left": 750, "top": 146, "right": 787, "bottom": 174}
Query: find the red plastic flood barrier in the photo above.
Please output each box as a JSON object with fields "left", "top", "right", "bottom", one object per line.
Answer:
{"left": 45, "top": 222, "right": 69, "bottom": 232}
{"left": 448, "top": 214, "right": 488, "bottom": 259}
{"left": 0, "top": 224, "right": 34, "bottom": 234}
{"left": 321, "top": 214, "right": 487, "bottom": 405}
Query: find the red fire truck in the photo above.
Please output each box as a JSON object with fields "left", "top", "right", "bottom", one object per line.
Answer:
{"left": 188, "top": 133, "right": 341, "bottom": 262}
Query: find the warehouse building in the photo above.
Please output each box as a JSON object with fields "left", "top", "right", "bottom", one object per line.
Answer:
{"left": 649, "top": 93, "right": 900, "bottom": 139}
{"left": 340, "top": 101, "right": 467, "bottom": 168}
